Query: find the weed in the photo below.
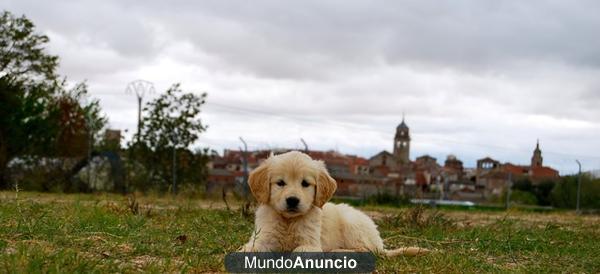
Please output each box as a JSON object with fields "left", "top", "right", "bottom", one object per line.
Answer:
{"left": 379, "top": 206, "right": 454, "bottom": 230}
{"left": 0, "top": 191, "right": 598, "bottom": 273}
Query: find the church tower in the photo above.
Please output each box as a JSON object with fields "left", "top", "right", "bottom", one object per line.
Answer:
{"left": 393, "top": 116, "right": 411, "bottom": 165}
{"left": 531, "top": 139, "right": 543, "bottom": 168}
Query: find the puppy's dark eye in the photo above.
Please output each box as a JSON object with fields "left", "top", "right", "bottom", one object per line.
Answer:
{"left": 301, "top": 180, "right": 310, "bottom": 188}
{"left": 276, "top": 180, "right": 286, "bottom": 187}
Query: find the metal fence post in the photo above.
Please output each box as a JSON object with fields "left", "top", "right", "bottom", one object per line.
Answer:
{"left": 576, "top": 160, "right": 582, "bottom": 214}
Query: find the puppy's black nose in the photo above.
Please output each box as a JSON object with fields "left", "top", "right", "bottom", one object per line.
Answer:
{"left": 286, "top": 197, "right": 300, "bottom": 208}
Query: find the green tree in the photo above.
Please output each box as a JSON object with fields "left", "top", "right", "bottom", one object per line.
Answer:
{"left": 132, "top": 84, "right": 208, "bottom": 193}
{"left": 533, "top": 180, "right": 555, "bottom": 206}
{"left": 0, "top": 11, "right": 106, "bottom": 190}
{"left": 551, "top": 175, "right": 600, "bottom": 209}
{"left": 502, "top": 189, "right": 538, "bottom": 205}
{"left": 512, "top": 178, "right": 533, "bottom": 192}
{"left": 51, "top": 82, "right": 106, "bottom": 157}
{"left": 0, "top": 11, "right": 58, "bottom": 82}
{"left": 511, "top": 177, "right": 556, "bottom": 206}
{"left": 0, "top": 78, "right": 54, "bottom": 188}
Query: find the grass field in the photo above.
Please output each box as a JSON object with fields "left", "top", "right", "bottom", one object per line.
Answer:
{"left": 0, "top": 192, "right": 598, "bottom": 273}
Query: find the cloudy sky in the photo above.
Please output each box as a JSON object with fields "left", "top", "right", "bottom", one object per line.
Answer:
{"left": 4, "top": 0, "right": 600, "bottom": 174}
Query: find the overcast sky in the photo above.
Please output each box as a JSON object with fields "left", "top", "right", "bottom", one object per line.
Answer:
{"left": 4, "top": 0, "right": 600, "bottom": 174}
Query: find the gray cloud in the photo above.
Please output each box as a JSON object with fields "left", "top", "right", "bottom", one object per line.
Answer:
{"left": 137, "top": 0, "right": 600, "bottom": 78}
{"left": 3, "top": 0, "right": 600, "bottom": 174}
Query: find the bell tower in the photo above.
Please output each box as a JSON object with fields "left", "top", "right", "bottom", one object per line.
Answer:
{"left": 393, "top": 115, "right": 410, "bottom": 165}
{"left": 531, "top": 139, "right": 543, "bottom": 168}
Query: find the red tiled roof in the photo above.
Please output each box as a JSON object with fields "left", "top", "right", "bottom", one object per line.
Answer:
{"left": 502, "top": 163, "right": 529, "bottom": 176}
{"left": 213, "top": 149, "right": 369, "bottom": 176}
{"left": 500, "top": 163, "right": 559, "bottom": 179}
{"left": 352, "top": 157, "right": 369, "bottom": 166}
{"left": 480, "top": 170, "right": 511, "bottom": 179}
{"left": 531, "top": 166, "right": 559, "bottom": 178}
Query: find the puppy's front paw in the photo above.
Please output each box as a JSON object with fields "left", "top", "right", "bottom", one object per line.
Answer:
{"left": 293, "top": 245, "right": 322, "bottom": 252}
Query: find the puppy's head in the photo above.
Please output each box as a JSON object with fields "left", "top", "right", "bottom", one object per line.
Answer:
{"left": 248, "top": 151, "right": 337, "bottom": 218}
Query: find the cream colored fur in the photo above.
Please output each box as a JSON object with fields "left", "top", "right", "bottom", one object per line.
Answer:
{"left": 240, "top": 151, "right": 428, "bottom": 256}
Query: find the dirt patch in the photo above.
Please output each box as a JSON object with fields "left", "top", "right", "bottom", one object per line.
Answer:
{"left": 364, "top": 210, "right": 387, "bottom": 220}
{"left": 364, "top": 208, "right": 600, "bottom": 229}
{"left": 126, "top": 255, "right": 184, "bottom": 270}
{"left": 3, "top": 239, "right": 56, "bottom": 254}
{"left": 444, "top": 210, "right": 600, "bottom": 227}
{"left": 117, "top": 243, "right": 134, "bottom": 253}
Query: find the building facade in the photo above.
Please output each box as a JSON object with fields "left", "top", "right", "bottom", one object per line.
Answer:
{"left": 207, "top": 119, "right": 561, "bottom": 202}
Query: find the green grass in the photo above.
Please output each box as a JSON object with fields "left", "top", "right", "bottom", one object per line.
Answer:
{"left": 0, "top": 192, "right": 598, "bottom": 273}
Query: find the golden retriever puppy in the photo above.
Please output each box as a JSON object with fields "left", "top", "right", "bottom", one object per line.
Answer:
{"left": 240, "top": 151, "right": 428, "bottom": 256}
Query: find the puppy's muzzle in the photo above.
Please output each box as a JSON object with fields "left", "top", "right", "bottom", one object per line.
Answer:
{"left": 286, "top": 196, "right": 300, "bottom": 210}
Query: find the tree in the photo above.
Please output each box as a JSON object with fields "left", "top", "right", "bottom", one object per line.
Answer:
{"left": 0, "top": 11, "right": 106, "bottom": 190}
{"left": 0, "top": 78, "right": 106, "bottom": 189}
{"left": 512, "top": 178, "right": 533, "bottom": 192}
{"left": 551, "top": 175, "right": 600, "bottom": 209}
{"left": 0, "top": 78, "right": 52, "bottom": 188}
{"left": 51, "top": 82, "right": 106, "bottom": 158}
{"left": 511, "top": 177, "right": 556, "bottom": 206}
{"left": 0, "top": 11, "right": 58, "bottom": 82}
{"left": 132, "top": 84, "right": 208, "bottom": 192}
{"left": 532, "top": 180, "right": 555, "bottom": 206}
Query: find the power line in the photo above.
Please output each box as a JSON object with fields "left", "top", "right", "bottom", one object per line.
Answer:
{"left": 86, "top": 90, "right": 600, "bottom": 162}
{"left": 204, "top": 102, "right": 600, "bottom": 161}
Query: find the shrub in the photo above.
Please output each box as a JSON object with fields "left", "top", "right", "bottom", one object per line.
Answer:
{"left": 364, "top": 191, "right": 410, "bottom": 207}
{"left": 509, "top": 190, "right": 538, "bottom": 205}
{"left": 551, "top": 175, "right": 600, "bottom": 209}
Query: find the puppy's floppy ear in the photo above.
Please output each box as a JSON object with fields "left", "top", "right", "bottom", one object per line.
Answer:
{"left": 248, "top": 160, "right": 270, "bottom": 204}
{"left": 314, "top": 160, "right": 337, "bottom": 208}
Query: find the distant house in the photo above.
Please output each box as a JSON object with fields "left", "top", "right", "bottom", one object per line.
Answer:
{"left": 502, "top": 163, "right": 559, "bottom": 183}
{"left": 206, "top": 168, "right": 238, "bottom": 196}
{"left": 104, "top": 129, "right": 121, "bottom": 148}
{"left": 206, "top": 120, "right": 560, "bottom": 202}
{"left": 368, "top": 151, "right": 397, "bottom": 177}
{"left": 206, "top": 149, "right": 372, "bottom": 197}
{"left": 367, "top": 118, "right": 452, "bottom": 198}
{"left": 475, "top": 140, "right": 560, "bottom": 199}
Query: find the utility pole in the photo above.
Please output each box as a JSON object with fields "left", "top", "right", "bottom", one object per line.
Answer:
{"left": 239, "top": 137, "right": 251, "bottom": 215}
{"left": 437, "top": 175, "right": 443, "bottom": 200}
{"left": 81, "top": 96, "right": 94, "bottom": 189}
{"left": 172, "top": 131, "right": 177, "bottom": 195}
{"left": 85, "top": 113, "right": 93, "bottom": 188}
{"left": 239, "top": 137, "right": 248, "bottom": 193}
{"left": 443, "top": 176, "right": 449, "bottom": 200}
{"left": 506, "top": 172, "right": 512, "bottom": 210}
{"left": 576, "top": 160, "right": 582, "bottom": 214}
{"left": 125, "top": 80, "right": 155, "bottom": 144}
{"left": 172, "top": 145, "right": 177, "bottom": 195}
